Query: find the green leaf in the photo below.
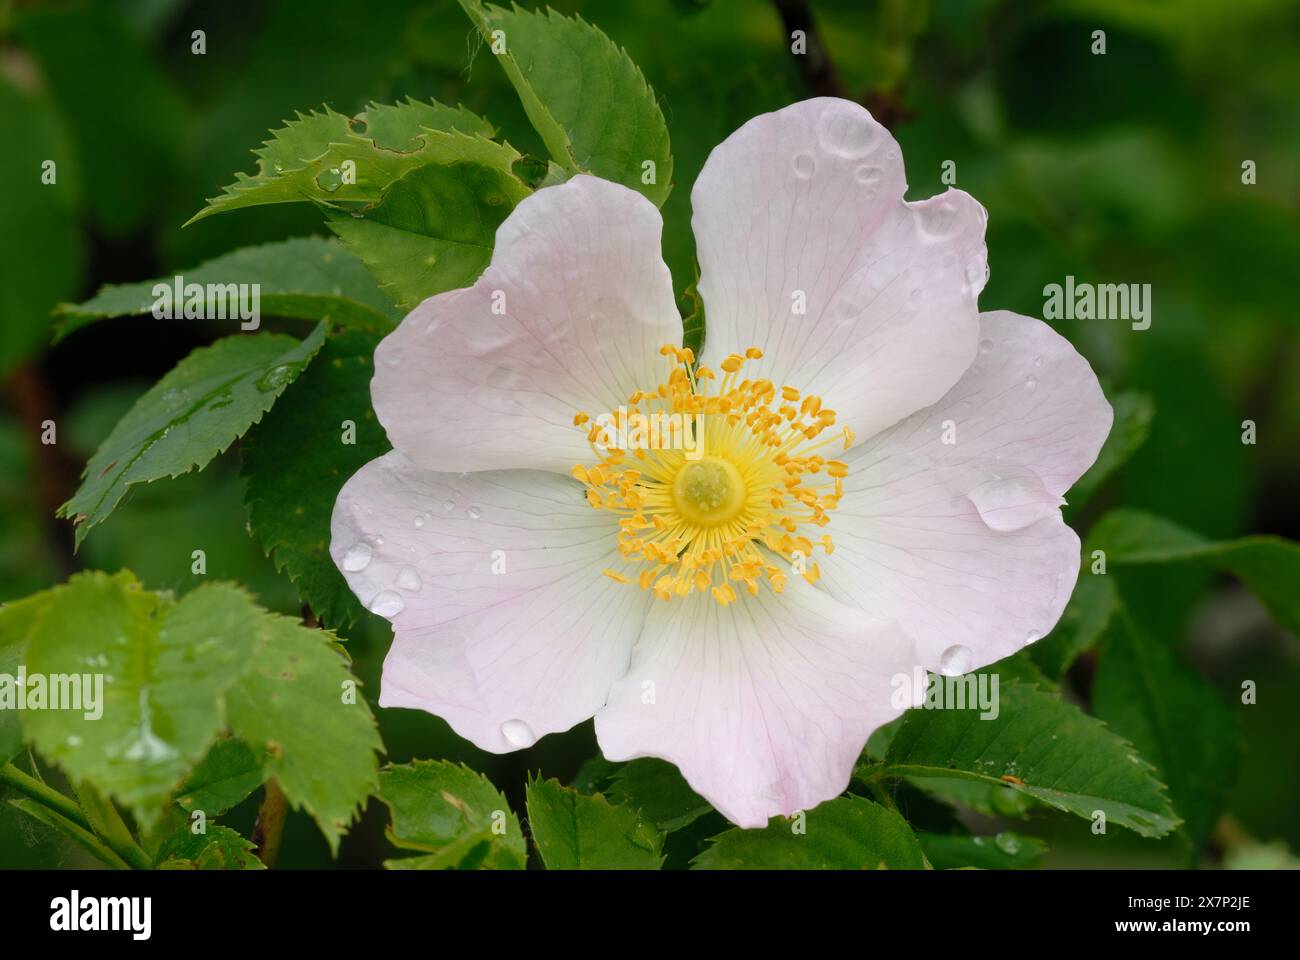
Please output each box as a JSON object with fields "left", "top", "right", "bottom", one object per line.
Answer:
{"left": 324, "top": 136, "right": 532, "bottom": 308}
{"left": 377, "top": 760, "right": 525, "bottom": 869}
{"left": 605, "top": 758, "right": 711, "bottom": 833}
{"left": 223, "top": 614, "right": 383, "bottom": 856}
{"left": 155, "top": 824, "right": 265, "bottom": 870}
{"left": 458, "top": 0, "right": 673, "bottom": 206}
{"left": 55, "top": 237, "right": 401, "bottom": 342}
{"left": 694, "top": 797, "right": 927, "bottom": 869}
{"left": 879, "top": 679, "right": 1180, "bottom": 837}
{"left": 917, "top": 831, "right": 1046, "bottom": 870}
{"left": 1027, "top": 571, "right": 1119, "bottom": 679}
{"left": 0, "top": 592, "right": 58, "bottom": 762}
{"left": 243, "top": 331, "right": 388, "bottom": 627}
{"left": 187, "top": 105, "right": 498, "bottom": 224}
{"left": 1090, "top": 510, "right": 1300, "bottom": 634}
{"left": 18, "top": 574, "right": 264, "bottom": 830}
{"left": 1092, "top": 605, "right": 1240, "bottom": 851}
{"left": 1065, "top": 391, "right": 1154, "bottom": 518}
{"left": 0, "top": 78, "right": 81, "bottom": 376}
{"left": 359, "top": 97, "right": 496, "bottom": 151}
{"left": 58, "top": 324, "right": 326, "bottom": 546}
{"left": 172, "top": 737, "right": 267, "bottom": 816}
{"left": 525, "top": 776, "right": 663, "bottom": 869}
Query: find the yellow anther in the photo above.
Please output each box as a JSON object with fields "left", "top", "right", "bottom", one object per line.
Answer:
{"left": 721, "top": 354, "right": 744, "bottom": 373}
{"left": 781, "top": 386, "right": 800, "bottom": 402}
{"left": 603, "top": 569, "right": 630, "bottom": 584}
{"left": 745, "top": 347, "right": 764, "bottom": 359}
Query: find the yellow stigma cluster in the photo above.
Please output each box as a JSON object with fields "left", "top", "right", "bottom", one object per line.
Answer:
{"left": 572, "top": 344, "right": 853, "bottom": 605}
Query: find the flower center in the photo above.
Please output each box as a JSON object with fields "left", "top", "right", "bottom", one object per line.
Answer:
{"left": 671, "top": 457, "right": 746, "bottom": 526}
{"left": 572, "top": 345, "right": 852, "bottom": 605}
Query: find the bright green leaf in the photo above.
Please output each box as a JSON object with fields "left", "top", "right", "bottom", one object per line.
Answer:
{"left": 880, "top": 680, "right": 1180, "bottom": 837}
{"left": 59, "top": 324, "right": 326, "bottom": 546}
{"left": 19, "top": 574, "right": 264, "bottom": 830}
{"left": 155, "top": 824, "right": 265, "bottom": 870}
{"left": 188, "top": 107, "right": 499, "bottom": 224}
{"left": 326, "top": 146, "right": 531, "bottom": 308}
{"left": 55, "top": 237, "right": 401, "bottom": 341}
{"left": 694, "top": 797, "right": 926, "bottom": 869}
{"left": 378, "top": 760, "right": 525, "bottom": 869}
{"left": 224, "top": 615, "right": 382, "bottom": 856}
{"left": 526, "top": 776, "right": 663, "bottom": 869}
{"left": 458, "top": 0, "right": 673, "bottom": 206}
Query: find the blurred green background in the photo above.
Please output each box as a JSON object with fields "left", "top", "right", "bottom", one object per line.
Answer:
{"left": 1, "top": 0, "right": 1297, "bottom": 868}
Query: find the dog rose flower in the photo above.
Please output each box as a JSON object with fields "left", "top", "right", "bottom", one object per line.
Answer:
{"left": 330, "top": 97, "right": 1112, "bottom": 827}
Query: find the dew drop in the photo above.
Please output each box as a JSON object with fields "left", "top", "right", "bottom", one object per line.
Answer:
{"left": 815, "top": 102, "right": 880, "bottom": 158}
{"left": 442, "top": 499, "right": 455, "bottom": 512}
{"left": 854, "top": 164, "right": 882, "bottom": 186}
{"left": 413, "top": 514, "right": 426, "bottom": 528}
{"left": 256, "top": 364, "right": 298, "bottom": 393}
{"left": 369, "top": 590, "right": 405, "bottom": 617}
{"left": 916, "top": 197, "right": 962, "bottom": 241}
{"left": 467, "top": 505, "right": 482, "bottom": 520}
{"left": 501, "top": 718, "right": 536, "bottom": 748}
{"left": 341, "top": 541, "right": 372, "bottom": 572}
{"left": 994, "top": 832, "right": 1022, "bottom": 856}
{"left": 1025, "top": 375, "right": 1039, "bottom": 390}
{"left": 1032, "top": 355, "right": 1043, "bottom": 368}
{"left": 793, "top": 152, "right": 816, "bottom": 178}
{"left": 938, "top": 643, "right": 973, "bottom": 677}
{"left": 1024, "top": 630, "right": 1041, "bottom": 646}
{"left": 396, "top": 565, "right": 422, "bottom": 592}
{"left": 317, "top": 167, "right": 344, "bottom": 193}
{"left": 979, "top": 337, "right": 995, "bottom": 354}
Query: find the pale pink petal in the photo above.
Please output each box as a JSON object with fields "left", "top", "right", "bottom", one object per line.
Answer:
{"left": 371, "top": 175, "right": 681, "bottom": 475}
{"left": 595, "top": 581, "right": 918, "bottom": 828}
{"left": 691, "top": 97, "right": 986, "bottom": 439}
{"left": 821, "top": 310, "right": 1113, "bottom": 671}
{"left": 330, "top": 451, "right": 649, "bottom": 751}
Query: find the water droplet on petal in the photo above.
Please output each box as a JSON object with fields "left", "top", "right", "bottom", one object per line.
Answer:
{"left": 396, "top": 565, "right": 422, "bottom": 592}
{"left": 442, "top": 500, "right": 455, "bottom": 512}
{"left": 793, "top": 152, "right": 815, "bottom": 178}
{"left": 979, "top": 337, "right": 995, "bottom": 354}
{"left": 369, "top": 590, "right": 405, "bottom": 617}
{"left": 816, "top": 102, "right": 881, "bottom": 158}
{"left": 854, "top": 164, "right": 882, "bottom": 186}
{"left": 341, "top": 541, "right": 372, "bottom": 572}
{"left": 1025, "top": 375, "right": 1039, "bottom": 390}
{"left": 1024, "top": 630, "right": 1041, "bottom": 646}
{"left": 467, "top": 505, "right": 482, "bottom": 520}
{"left": 938, "top": 643, "right": 973, "bottom": 677}
{"left": 501, "top": 718, "right": 536, "bottom": 748}
{"left": 1032, "top": 355, "right": 1043, "bottom": 368}
{"left": 413, "top": 514, "right": 426, "bottom": 528}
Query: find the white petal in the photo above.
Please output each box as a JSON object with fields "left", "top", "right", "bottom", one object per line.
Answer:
{"left": 595, "top": 582, "right": 917, "bottom": 828}
{"left": 822, "top": 310, "right": 1113, "bottom": 670}
{"left": 692, "top": 97, "right": 986, "bottom": 438}
{"left": 372, "top": 175, "right": 681, "bottom": 474}
{"left": 331, "top": 451, "right": 649, "bottom": 751}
